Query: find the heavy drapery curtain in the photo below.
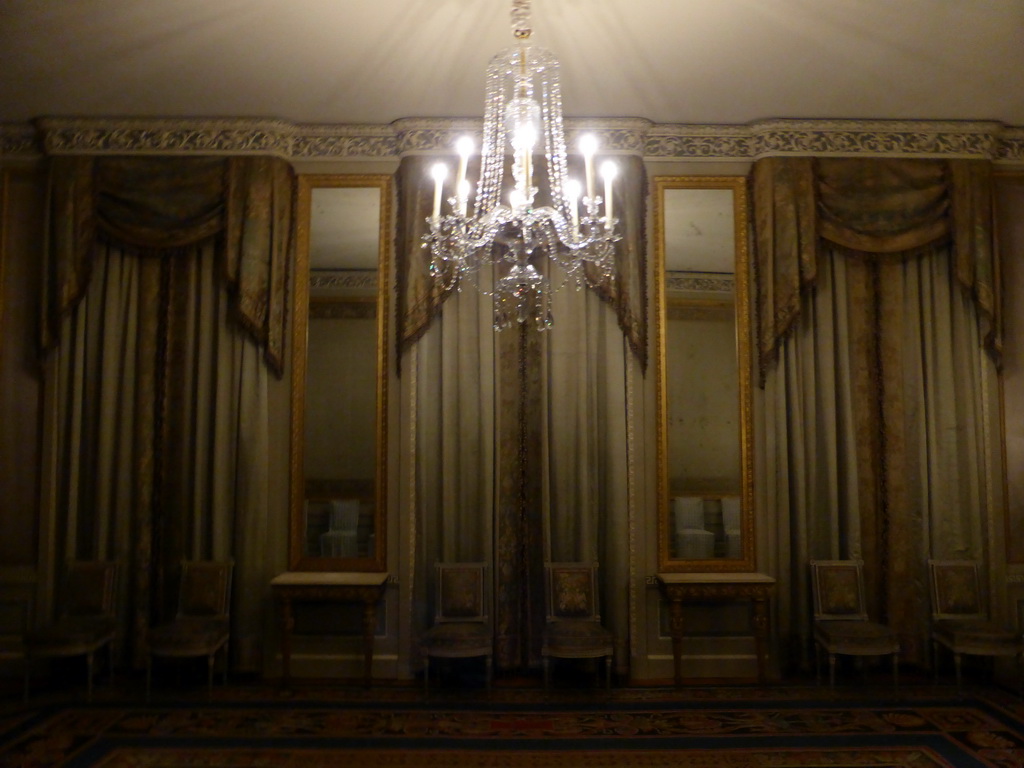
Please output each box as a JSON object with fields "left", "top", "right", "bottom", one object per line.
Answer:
{"left": 542, "top": 286, "right": 631, "bottom": 670}
{"left": 756, "top": 157, "right": 999, "bottom": 670}
{"left": 397, "top": 155, "right": 641, "bottom": 673}
{"left": 43, "top": 155, "right": 293, "bottom": 671}
{"left": 408, "top": 287, "right": 497, "bottom": 660}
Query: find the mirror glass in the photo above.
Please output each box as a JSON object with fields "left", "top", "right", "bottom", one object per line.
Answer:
{"left": 654, "top": 177, "right": 754, "bottom": 572}
{"left": 289, "top": 175, "right": 391, "bottom": 571}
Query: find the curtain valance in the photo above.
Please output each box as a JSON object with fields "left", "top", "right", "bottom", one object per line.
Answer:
{"left": 42, "top": 155, "right": 294, "bottom": 376}
{"left": 395, "top": 154, "right": 648, "bottom": 371}
{"left": 754, "top": 156, "right": 998, "bottom": 378}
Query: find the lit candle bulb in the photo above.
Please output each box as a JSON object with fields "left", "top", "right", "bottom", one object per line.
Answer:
{"left": 430, "top": 162, "right": 447, "bottom": 222}
{"left": 579, "top": 133, "right": 598, "bottom": 201}
{"left": 601, "top": 160, "right": 618, "bottom": 229}
{"left": 565, "top": 179, "right": 581, "bottom": 233}
{"left": 516, "top": 123, "right": 537, "bottom": 196}
{"left": 455, "top": 135, "right": 473, "bottom": 213}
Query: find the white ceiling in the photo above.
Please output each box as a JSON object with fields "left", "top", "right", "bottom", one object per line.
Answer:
{"left": 2, "top": 0, "right": 1022, "bottom": 127}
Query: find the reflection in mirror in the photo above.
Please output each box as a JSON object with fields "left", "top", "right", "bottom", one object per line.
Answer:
{"left": 654, "top": 177, "right": 753, "bottom": 572}
{"left": 290, "top": 176, "right": 390, "bottom": 571}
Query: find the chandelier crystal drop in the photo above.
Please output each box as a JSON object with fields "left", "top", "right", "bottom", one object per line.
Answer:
{"left": 423, "top": 0, "right": 620, "bottom": 330}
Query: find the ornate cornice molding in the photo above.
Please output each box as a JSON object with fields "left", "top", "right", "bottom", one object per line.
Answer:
{"left": 666, "top": 272, "right": 735, "bottom": 293}
{"left": 746, "top": 119, "right": 1005, "bottom": 160}
{"left": 3, "top": 116, "right": 1022, "bottom": 163}
{"left": 0, "top": 123, "right": 40, "bottom": 158}
{"left": 35, "top": 117, "right": 297, "bottom": 157}
{"left": 310, "top": 270, "right": 378, "bottom": 290}
{"left": 293, "top": 123, "right": 398, "bottom": 159}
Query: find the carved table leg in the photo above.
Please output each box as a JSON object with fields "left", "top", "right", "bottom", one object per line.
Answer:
{"left": 362, "top": 599, "right": 377, "bottom": 689}
{"left": 279, "top": 595, "right": 294, "bottom": 689}
{"left": 668, "top": 598, "right": 685, "bottom": 687}
{"left": 751, "top": 593, "right": 769, "bottom": 684}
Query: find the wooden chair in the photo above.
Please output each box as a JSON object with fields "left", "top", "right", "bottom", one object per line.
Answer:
{"left": 24, "top": 561, "right": 118, "bottom": 702}
{"left": 419, "top": 563, "right": 492, "bottom": 694}
{"left": 542, "top": 562, "right": 614, "bottom": 690}
{"left": 809, "top": 559, "right": 900, "bottom": 687}
{"left": 146, "top": 560, "right": 234, "bottom": 701}
{"left": 928, "top": 559, "right": 1022, "bottom": 692}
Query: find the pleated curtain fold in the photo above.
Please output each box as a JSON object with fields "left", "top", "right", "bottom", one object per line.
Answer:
{"left": 755, "top": 157, "right": 1001, "bottom": 671}
{"left": 42, "top": 155, "right": 293, "bottom": 672}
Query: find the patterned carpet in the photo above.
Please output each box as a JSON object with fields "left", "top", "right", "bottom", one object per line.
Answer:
{"left": 3, "top": 682, "right": 1024, "bottom": 767}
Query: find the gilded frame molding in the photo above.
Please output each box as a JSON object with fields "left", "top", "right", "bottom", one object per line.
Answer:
{"left": 289, "top": 174, "right": 392, "bottom": 572}
{"left": 653, "top": 176, "right": 755, "bottom": 573}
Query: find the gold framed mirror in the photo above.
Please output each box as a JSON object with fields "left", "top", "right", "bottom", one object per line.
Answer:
{"left": 654, "top": 176, "right": 754, "bottom": 572}
{"left": 289, "top": 174, "right": 391, "bottom": 571}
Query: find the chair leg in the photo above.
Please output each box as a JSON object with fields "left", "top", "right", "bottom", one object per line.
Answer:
{"left": 954, "top": 652, "right": 963, "bottom": 694}
{"left": 23, "top": 657, "right": 30, "bottom": 702}
{"left": 814, "top": 643, "right": 821, "bottom": 685}
{"left": 1018, "top": 653, "right": 1023, "bottom": 699}
{"left": 145, "top": 657, "right": 152, "bottom": 702}
{"left": 543, "top": 656, "right": 550, "bottom": 691}
{"left": 932, "top": 640, "right": 940, "bottom": 683}
{"left": 86, "top": 651, "right": 95, "bottom": 703}
{"left": 424, "top": 657, "right": 430, "bottom": 696}
{"left": 892, "top": 653, "right": 899, "bottom": 688}
{"left": 605, "top": 655, "right": 611, "bottom": 690}
{"left": 207, "top": 653, "right": 214, "bottom": 701}
{"left": 485, "top": 655, "right": 492, "bottom": 692}
{"left": 828, "top": 653, "right": 836, "bottom": 688}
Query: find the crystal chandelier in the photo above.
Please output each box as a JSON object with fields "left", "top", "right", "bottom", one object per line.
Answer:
{"left": 423, "top": 0, "right": 620, "bottom": 330}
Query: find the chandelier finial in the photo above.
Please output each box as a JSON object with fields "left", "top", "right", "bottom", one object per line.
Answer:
{"left": 511, "top": 0, "right": 532, "bottom": 39}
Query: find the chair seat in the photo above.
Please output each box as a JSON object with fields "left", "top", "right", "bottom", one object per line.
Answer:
{"left": 933, "top": 619, "right": 1021, "bottom": 656}
{"left": 543, "top": 619, "right": 614, "bottom": 658}
{"left": 26, "top": 617, "right": 117, "bottom": 656}
{"left": 421, "top": 622, "right": 492, "bottom": 658}
{"left": 814, "top": 620, "right": 899, "bottom": 655}
{"left": 148, "top": 617, "right": 229, "bottom": 657}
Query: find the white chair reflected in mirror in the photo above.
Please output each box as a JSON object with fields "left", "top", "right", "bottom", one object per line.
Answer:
{"left": 320, "top": 499, "right": 360, "bottom": 557}
{"left": 673, "top": 496, "right": 715, "bottom": 559}
{"left": 721, "top": 497, "right": 742, "bottom": 559}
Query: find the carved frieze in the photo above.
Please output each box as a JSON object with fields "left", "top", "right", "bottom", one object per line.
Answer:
{"left": 666, "top": 272, "right": 734, "bottom": 294}
{"left": 2, "top": 116, "right": 1022, "bottom": 163}
{"left": 310, "top": 270, "right": 378, "bottom": 290}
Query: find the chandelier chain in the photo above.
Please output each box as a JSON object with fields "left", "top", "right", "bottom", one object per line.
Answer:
{"left": 511, "top": 0, "right": 532, "bottom": 39}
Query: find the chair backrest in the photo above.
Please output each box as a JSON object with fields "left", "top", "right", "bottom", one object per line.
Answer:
{"left": 673, "top": 497, "right": 705, "bottom": 531}
{"left": 545, "top": 562, "right": 601, "bottom": 623}
{"left": 63, "top": 561, "right": 118, "bottom": 619}
{"left": 721, "top": 497, "right": 741, "bottom": 529}
{"left": 328, "top": 499, "right": 361, "bottom": 532}
{"left": 434, "top": 563, "right": 487, "bottom": 624}
{"left": 928, "top": 559, "right": 986, "bottom": 622}
{"left": 809, "top": 559, "right": 868, "bottom": 622}
{"left": 177, "top": 560, "right": 234, "bottom": 620}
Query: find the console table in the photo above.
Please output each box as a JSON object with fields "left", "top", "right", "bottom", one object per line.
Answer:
{"left": 270, "top": 571, "right": 388, "bottom": 688}
{"left": 657, "top": 572, "right": 775, "bottom": 685}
